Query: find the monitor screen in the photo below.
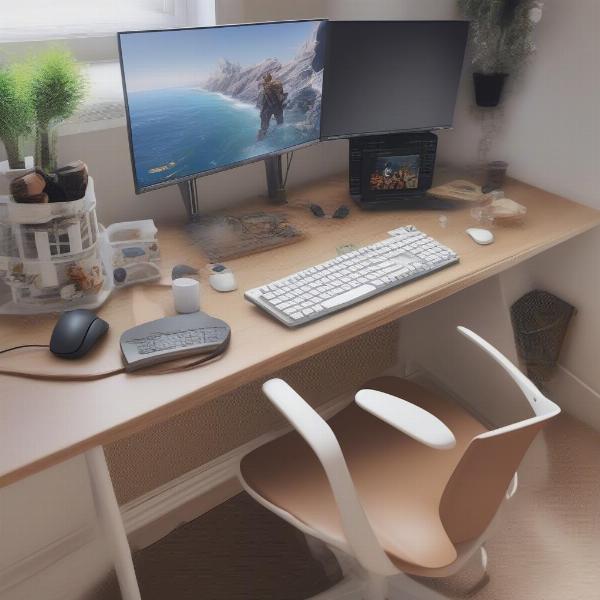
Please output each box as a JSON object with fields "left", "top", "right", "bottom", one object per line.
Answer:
{"left": 119, "top": 20, "right": 326, "bottom": 193}
{"left": 320, "top": 21, "right": 468, "bottom": 139}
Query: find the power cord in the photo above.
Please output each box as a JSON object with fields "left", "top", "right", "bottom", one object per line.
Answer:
{"left": 0, "top": 338, "right": 229, "bottom": 380}
{"left": 0, "top": 344, "right": 49, "bottom": 355}
{"left": 283, "top": 151, "right": 294, "bottom": 188}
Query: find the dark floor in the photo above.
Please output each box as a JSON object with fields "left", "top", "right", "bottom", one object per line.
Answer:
{"left": 88, "top": 493, "right": 341, "bottom": 600}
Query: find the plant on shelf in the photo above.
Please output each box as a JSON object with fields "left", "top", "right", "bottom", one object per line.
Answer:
{"left": 29, "top": 48, "right": 87, "bottom": 172}
{"left": 0, "top": 65, "right": 34, "bottom": 169}
{"left": 458, "top": 0, "right": 544, "bottom": 107}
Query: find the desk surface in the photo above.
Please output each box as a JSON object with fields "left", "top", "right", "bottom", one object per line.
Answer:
{"left": 1, "top": 173, "right": 599, "bottom": 487}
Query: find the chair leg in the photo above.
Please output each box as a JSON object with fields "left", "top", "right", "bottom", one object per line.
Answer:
{"left": 480, "top": 545, "right": 488, "bottom": 572}
{"left": 303, "top": 534, "right": 346, "bottom": 582}
{"left": 363, "top": 573, "right": 388, "bottom": 600}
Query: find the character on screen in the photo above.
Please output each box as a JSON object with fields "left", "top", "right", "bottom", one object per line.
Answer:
{"left": 257, "top": 73, "right": 288, "bottom": 140}
{"left": 370, "top": 155, "right": 420, "bottom": 191}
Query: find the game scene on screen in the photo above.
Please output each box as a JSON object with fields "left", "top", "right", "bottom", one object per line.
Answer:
{"left": 369, "top": 155, "right": 420, "bottom": 191}
{"left": 120, "top": 20, "right": 326, "bottom": 190}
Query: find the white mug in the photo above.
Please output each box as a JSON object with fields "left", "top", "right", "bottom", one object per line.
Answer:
{"left": 172, "top": 277, "right": 200, "bottom": 313}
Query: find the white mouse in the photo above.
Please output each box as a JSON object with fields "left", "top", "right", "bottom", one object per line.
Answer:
{"left": 466, "top": 227, "right": 494, "bottom": 245}
{"left": 208, "top": 264, "right": 238, "bottom": 292}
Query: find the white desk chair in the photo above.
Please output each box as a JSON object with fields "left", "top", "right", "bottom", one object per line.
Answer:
{"left": 238, "top": 327, "right": 560, "bottom": 600}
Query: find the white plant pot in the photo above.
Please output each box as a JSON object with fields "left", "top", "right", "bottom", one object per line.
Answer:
{"left": 0, "top": 175, "right": 115, "bottom": 315}
{"left": 0, "top": 155, "right": 34, "bottom": 178}
{"left": 0, "top": 156, "right": 35, "bottom": 195}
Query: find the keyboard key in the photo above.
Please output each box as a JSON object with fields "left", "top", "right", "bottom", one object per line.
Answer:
{"left": 321, "top": 284, "right": 376, "bottom": 309}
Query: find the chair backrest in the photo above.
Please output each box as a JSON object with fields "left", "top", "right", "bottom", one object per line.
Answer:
{"left": 439, "top": 327, "right": 561, "bottom": 544}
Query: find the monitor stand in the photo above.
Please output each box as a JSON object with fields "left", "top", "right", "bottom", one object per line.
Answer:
{"left": 178, "top": 156, "right": 287, "bottom": 221}
{"left": 178, "top": 179, "right": 201, "bottom": 221}
{"left": 264, "top": 155, "right": 287, "bottom": 205}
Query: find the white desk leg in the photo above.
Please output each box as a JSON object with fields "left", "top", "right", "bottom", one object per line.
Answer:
{"left": 85, "top": 446, "right": 142, "bottom": 600}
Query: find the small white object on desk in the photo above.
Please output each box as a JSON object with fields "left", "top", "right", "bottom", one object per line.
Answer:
{"left": 466, "top": 227, "right": 494, "bottom": 245}
{"left": 208, "top": 265, "right": 238, "bottom": 292}
{"left": 172, "top": 277, "right": 200, "bottom": 313}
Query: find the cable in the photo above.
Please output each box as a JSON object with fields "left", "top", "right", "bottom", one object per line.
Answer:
{"left": 0, "top": 338, "right": 229, "bottom": 381}
{"left": 283, "top": 151, "right": 294, "bottom": 188}
{"left": 0, "top": 344, "right": 48, "bottom": 355}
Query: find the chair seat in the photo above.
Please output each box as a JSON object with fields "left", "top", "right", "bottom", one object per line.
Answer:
{"left": 240, "top": 377, "right": 488, "bottom": 574}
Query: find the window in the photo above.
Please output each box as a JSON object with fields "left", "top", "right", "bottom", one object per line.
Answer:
{"left": 81, "top": 215, "right": 91, "bottom": 250}
{"left": 89, "top": 212, "right": 98, "bottom": 244}
{"left": 22, "top": 230, "right": 38, "bottom": 260}
{"left": 48, "top": 231, "right": 71, "bottom": 256}
{"left": 0, "top": 0, "right": 199, "bottom": 42}
{"left": 0, "top": 224, "right": 19, "bottom": 259}
{"left": 0, "top": 0, "right": 215, "bottom": 124}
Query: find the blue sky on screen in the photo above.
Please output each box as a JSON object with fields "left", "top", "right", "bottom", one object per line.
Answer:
{"left": 120, "top": 20, "right": 320, "bottom": 92}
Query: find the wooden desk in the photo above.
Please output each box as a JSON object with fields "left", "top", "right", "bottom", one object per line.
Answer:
{"left": 2, "top": 173, "right": 600, "bottom": 488}
{"left": 2, "top": 172, "right": 599, "bottom": 600}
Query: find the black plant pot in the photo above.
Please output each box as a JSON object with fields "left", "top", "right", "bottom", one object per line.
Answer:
{"left": 473, "top": 72, "right": 508, "bottom": 107}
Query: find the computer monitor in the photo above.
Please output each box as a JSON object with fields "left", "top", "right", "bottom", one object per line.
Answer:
{"left": 118, "top": 20, "right": 326, "bottom": 193}
{"left": 320, "top": 21, "right": 468, "bottom": 139}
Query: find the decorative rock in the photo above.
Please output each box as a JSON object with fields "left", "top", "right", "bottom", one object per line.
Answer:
{"left": 9, "top": 169, "right": 46, "bottom": 202}
{"left": 55, "top": 161, "right": 89, "bottom": 201}
{"left": 16, "top": 192, "right": 49, "bottom": 204}
{"left": 43, "top": 177, "right": 68, "bottom": 203}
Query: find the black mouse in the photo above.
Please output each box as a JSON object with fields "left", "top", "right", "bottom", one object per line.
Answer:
{"left": 50, "top": 309, "right": 109, "bottom": 359}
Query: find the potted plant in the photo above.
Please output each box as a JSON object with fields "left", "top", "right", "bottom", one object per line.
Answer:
{"left": 29, "top": 48, "right": 87, "bottom": 172}
{"left": 0, "top": 65, "right": 34, "bottom": 170}
{"left": 458, "top": 0, "right": 544, "bottom": 107}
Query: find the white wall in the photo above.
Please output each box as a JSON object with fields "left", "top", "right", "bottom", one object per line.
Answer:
{"left": 326, "top": 0, "right": 600, "bottom": 414}
{"left": 327, "top": 0, "right": 458, "bottom": 20}
{"left": 440, "top": 0, "right": 600, "bottom": 404}
{"left": 0, "top": 457, "right": 112, "bottom": 600}
{"left": 440, "top": 0, "right": 599, "bottom": 205}
{"left": 218, "top": 0, "right": 325, "bottom": 23}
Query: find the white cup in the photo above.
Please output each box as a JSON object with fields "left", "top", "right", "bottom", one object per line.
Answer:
{"left": 172, "top": 277, "right": 200, "bottom": 313}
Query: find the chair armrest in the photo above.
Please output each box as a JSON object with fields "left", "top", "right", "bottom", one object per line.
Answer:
{"left": 262, "top": 378, "right": 397, "bottom": 576}
{"left": 457, "top": 326, "right": 560, "bottom": 419}
{"left": 355, "top": 389, "right": 456, "bottom": 450}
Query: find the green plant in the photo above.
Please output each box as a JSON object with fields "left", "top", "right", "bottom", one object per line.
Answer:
{"left": 458, "top": 0, "right": 543, "bottom": 75}
{"left": 29, "top": 48, "right": 87, "bottom": 171}
{"left": 0, "top": 65, "right": 34, "bottom": 169}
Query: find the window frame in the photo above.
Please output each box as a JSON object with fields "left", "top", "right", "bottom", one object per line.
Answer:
{"left": 0, "top": 0, "right": 216, "bottom": 62}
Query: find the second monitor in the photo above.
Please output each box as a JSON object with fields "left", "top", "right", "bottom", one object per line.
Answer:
{"left": 321, "top": 20, "right": 469, "bottom": 139}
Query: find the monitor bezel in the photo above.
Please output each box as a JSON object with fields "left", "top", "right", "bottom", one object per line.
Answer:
{"left": 118, "top": 19, "right": 328, "bottom": 194}
{"left": 319, "top": 20, "right": 469, "bottom": 141}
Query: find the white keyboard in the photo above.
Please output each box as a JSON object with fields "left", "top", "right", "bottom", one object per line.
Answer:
{"left": 245, "top": 226, "right": 459, "bottom": 327}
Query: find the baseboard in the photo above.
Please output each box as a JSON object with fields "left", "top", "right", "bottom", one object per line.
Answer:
{"left": 406, "top": 360, "right": 600, "bottom": 434}
{"left": 0, "top": 525, "right": 95, "bottom": 594}
{"left": 0, "top": 392, "right": 354, "bottom": 595}
{"left": 121, "top": 391, "right": 354, "bottom": 550}
{"left": 543, "top": 364, "right": 600, "bottom": 432}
